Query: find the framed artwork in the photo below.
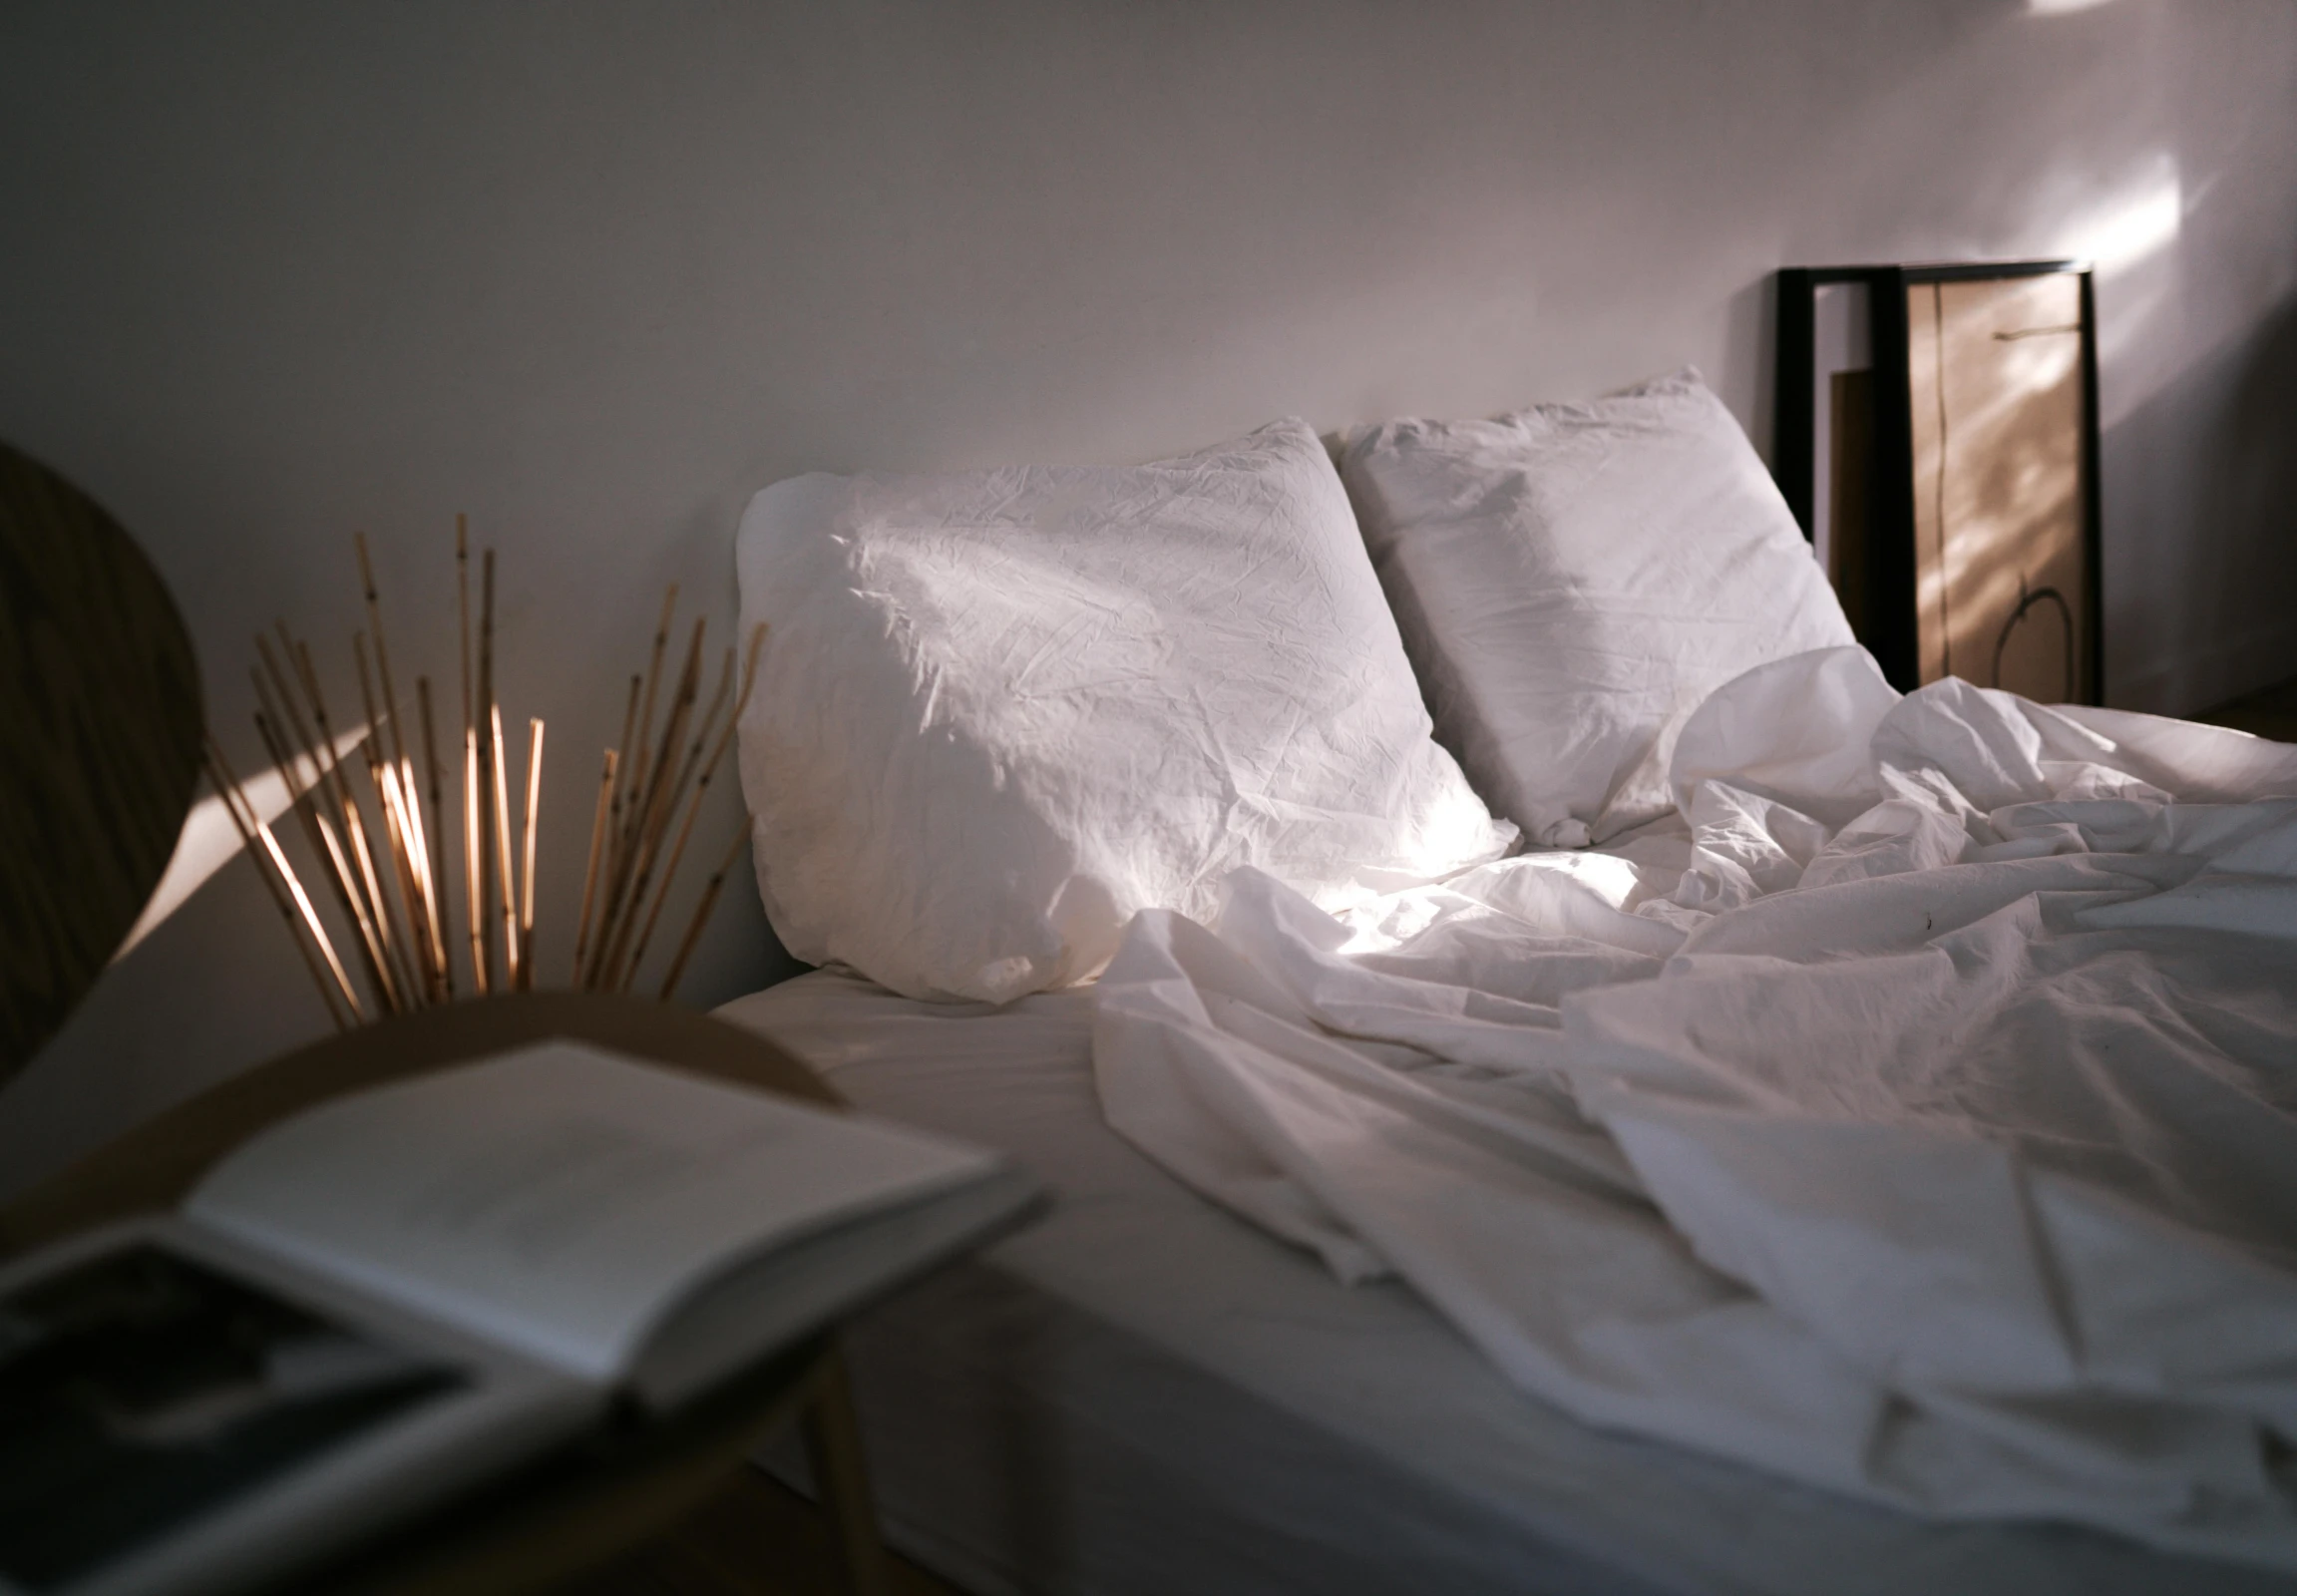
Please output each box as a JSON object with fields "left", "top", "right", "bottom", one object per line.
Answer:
{"left": 1772, "top": 260, "right": 2102, "bottom": 703}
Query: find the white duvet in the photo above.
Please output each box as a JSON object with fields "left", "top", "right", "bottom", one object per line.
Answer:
{"left": 1092, "top": 646, "right": 2297, "bottom": 1571}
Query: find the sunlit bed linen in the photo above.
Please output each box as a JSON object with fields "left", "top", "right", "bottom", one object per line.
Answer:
{"left": 719, "top": 973, "right": 2284, "bottom": 1593}
{"left": 1088, "top": 647, "right": 2297, "bottom": 1577}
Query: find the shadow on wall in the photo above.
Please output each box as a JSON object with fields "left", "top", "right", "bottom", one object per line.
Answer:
{"left": 2103, "top": 288, "right": 2297, "bottom": 714}
{"left": 1725, "top": 275, "right": 1776, "bottom": 464}
{"left": 0, "top": 854, "right": 334, "bottom": 1205}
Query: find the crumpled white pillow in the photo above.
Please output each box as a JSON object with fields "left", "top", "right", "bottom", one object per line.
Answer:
{"left": 734, "top": 419, "right": 1518, "bottom": 1003}
{"left": 1341, "top": 371, "right": 1856, "bottom": 847}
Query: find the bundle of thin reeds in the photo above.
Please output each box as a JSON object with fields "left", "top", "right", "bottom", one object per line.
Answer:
{"left": 206, "top": 527, "right": 764, "bottom": 1028}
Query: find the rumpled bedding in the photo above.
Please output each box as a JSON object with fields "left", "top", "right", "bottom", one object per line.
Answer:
{"left": 1091, "top": 645, "right": 2297, "bottom": 1570}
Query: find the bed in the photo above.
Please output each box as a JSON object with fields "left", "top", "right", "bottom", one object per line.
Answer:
{"left": 719, "top": 966, "right": 2291, "bottom": 1596}
{"left": 714, "top": 373, "right": 2297, "bottom": 1592}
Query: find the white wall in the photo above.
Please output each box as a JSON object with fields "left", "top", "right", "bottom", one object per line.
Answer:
{"left": 4, "top": 1, "right": 2293, "bottom": 1194}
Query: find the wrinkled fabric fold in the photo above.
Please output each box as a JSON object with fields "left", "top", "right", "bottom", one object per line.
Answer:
{"left": 1093, "top": 646, "right": 2297, "bottom": 1570}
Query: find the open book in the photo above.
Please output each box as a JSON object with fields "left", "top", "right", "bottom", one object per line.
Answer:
{"left": 0, "top": 1041, "right": 1039, "bottom": 1596}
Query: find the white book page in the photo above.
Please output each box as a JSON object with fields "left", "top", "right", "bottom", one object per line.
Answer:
{"left": 182, "top": 1042, "right": 999, "bottom": 1384}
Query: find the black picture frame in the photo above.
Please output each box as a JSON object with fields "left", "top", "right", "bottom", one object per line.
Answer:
{"left": 1772, "top": 260, "right": 2103, "bottom": 702}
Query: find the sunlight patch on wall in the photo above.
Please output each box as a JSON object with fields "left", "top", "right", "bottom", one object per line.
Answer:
{"left": 2042, "top": 153, "right": 2183, "bottom": 425}
{"left": 2062, "top": 157, "right": 2182, "bottom": 278}
{"left": 114, "top": 724, "right": 371, "bottom": 964}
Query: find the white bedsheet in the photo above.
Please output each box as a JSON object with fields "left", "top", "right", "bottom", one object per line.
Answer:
{"left": 724, "top": 969, "right": 2286, "bottom": 1595}
{"left": 1093, "top": 646, "right": 2297, "bottom": 1573}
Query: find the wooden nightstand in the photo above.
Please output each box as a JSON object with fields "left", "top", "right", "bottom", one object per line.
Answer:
{"left": 0, "top": 992, "right": 906, "bottom": 1596}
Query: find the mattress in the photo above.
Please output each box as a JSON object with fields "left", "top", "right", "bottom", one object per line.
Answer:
{"left": 716, "top": 971, "right": 2277, "bottom": 1596}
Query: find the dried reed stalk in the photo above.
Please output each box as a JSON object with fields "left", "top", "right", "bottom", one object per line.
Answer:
{"left": 519, "top": 717, "right": 544, "bottom": 990}
{"left": 658, "top": 825, "right": 752, "bottom": 1001}
{"left": 491, "top": 701, "right": 519, "bottom": 988}
{"left": 592, "top": 675, "right": 641, "bottom": 974}
{"left": 206, "top": 735, "right": 361, "bottom": 1027}
{"left": 618, "top": 626, "right": 766, "bottom": 991}
{"left": 355, "top": 534, "right": 412, "bottom": 783}
{"left": 463, "top": 726, "right": 487, "bottom": 995}
{"left": 254, "top": 637, "right": 371, "bottom": 949}
{"left": 594, "top": 593, "right": 678, "bottom": 949}
{"left": 594, "top": 618, "right": 705, "bottom": 989}
{"left": 257, "top": 731, "right": 390, "bottom": 1015}
{"left": 458, "top": 518, "right": 484, "bottom": 996}
{"left": 382, "top": 756, "right": 446, "bottom": 1001}
{"left": 286, "top": 638, "right": 363, "bottom": 856}
{"left": 355, "top": 632, "right": 428, "bottom": 1004}
{"left": 638, "top": 641, "right": 737, "bottom": 871}
{"left": 248, "top": 666, "right": 386, "bottom": 1003}
{"left": 476, "top": 550, "right": 500, "bottom": 993}
{"left": 573, "top": 746, "right": 617, "bottom": 985}
{"left": 356, "top": 537, "right": 450, "bottom": 1001}
{"left": 416, "top": 677, "right": 453, "bottom": 998}
{"left": 258, "top": 634, "right": 342, "bottom": 823}
{"left": 228, "top": 533, "right": 758, "bottom": 1020}
{"left": 624, "top": 587, "right": 679, "bottom": 830}
{"left": 291, "top": 636, "right": 406, "bottom": 1014}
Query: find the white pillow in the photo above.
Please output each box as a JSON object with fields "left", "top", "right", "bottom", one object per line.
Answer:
{"left": 734, "top": 420, "right": 1517, "bottom": 1003}
{"left": 1340, "top": 371, "right": 1855, "bottom": 847}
